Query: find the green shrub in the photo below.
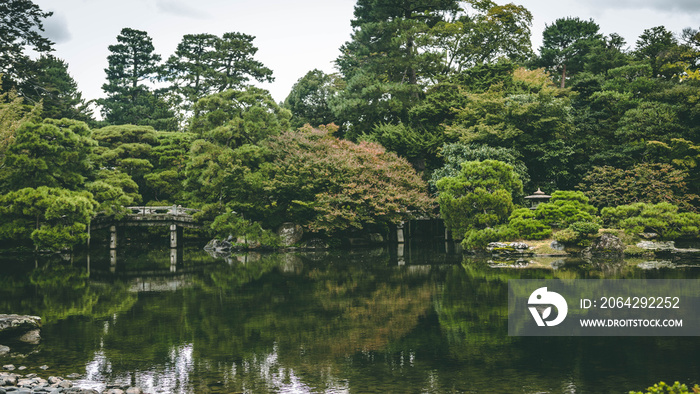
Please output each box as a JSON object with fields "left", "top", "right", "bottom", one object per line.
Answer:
{"left": 508, "top": 208, "right": 552, "bottom": 239}
{"left": 552, "top": 220, "right": 600, "bottom": 247}
{"left": 569, "top": 221, "right": 600, "bottom": 235}
{"left": 437, "top": 159, "right": 523, "bottom": 242}
{"left": 211, "top": 211, "right": 281, "bottom": 248}
{"left": 553, "top": 228, "right": 578, "bottom": 244}
{"left": 601, "top": 202, "right": 700, "bottom": 239}
{"left": 535, "top": 191, "right": 598, "bottom": 228}
{"left": 629, "top": 380, "right": 700, "bottom": 394}
{"left": 462, "top": 225, "right": 518, "bottom": 250}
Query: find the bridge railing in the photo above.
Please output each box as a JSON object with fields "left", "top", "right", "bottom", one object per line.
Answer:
{"left": 126, "top": 206, "right": 199, "bottom": 216}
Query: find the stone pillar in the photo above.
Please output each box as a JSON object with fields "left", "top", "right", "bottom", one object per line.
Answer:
{"left": 170, "top": 225, "right": 182, "bottom": 248}
{"left": 397, "top": 243, "right": 405, "bottom": 266}
{"left": 397, "top": 222, "right": 405, "bottom": 243}
{"left": 110, "top": 225, "right": 117, "bottom": 249}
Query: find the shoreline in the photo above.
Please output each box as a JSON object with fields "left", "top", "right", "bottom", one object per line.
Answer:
{"left": 0, "top": 368, "right": 145, "bottom": 394}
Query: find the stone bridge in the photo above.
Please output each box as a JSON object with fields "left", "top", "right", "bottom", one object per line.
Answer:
{"left": 90, "top": 205, "right": 202, "bottom": 249}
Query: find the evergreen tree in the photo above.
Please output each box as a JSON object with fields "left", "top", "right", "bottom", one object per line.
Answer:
{"left": 22, "top": 55, "right": 92, "bottom": 121}
{"left": 333, "top": 0, "right": 459, "bottom": 136}
{"left": 634, "top": 26, "right": 682, "bottom": 78}
{"left": 212, "top": 32, "right": 274, "bottom": 92}
{"left": 99, "top": 28, "right": 176, "bottom": 129}
{"left": 164, "top": 32, "right": 273, "bottom": 114}
{"left": 535, "top": 17, "right": 602, "bottom": 88}
{"left": 0, "top": 0, "right": 54, "bottom": 93}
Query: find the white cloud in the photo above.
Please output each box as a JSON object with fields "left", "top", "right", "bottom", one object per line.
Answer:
{"left": 585, "top": 0, "right": 700, "bottom": 13}
{"left": 155, "top": 0, "right": 209, "bottom": 19}
{"left": 42, "top": 11, "right": 72, "bottom": 44}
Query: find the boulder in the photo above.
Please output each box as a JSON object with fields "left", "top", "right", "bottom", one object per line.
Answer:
{"left": 636, "top": 240, "right": 676, "bottom": 251}
{"left": 277, "top": 223, "right": 303, "bottom": 246}
{"left": 0, "top": 315, "right": 41, "bottom": 339}
{"left": 203, "top": 239, "right": 232, "bottom": 253}
{"left": 0, "top": 346, "right": 8, "bottom": 357}
{"left": 586, "top": 233, "right": 624, "bottom": 255}
{"left": 486, "top": 242, "right": 532, "bottom": 255}
{"left": 550, "top": 240, "right": 565, "bottom": 251}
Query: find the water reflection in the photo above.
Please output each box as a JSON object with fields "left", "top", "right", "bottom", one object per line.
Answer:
{"left": 0, "top": 242, "right": 699, "bottom": 393}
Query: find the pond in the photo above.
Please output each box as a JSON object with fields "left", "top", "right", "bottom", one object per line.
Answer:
{"left": 1, "top": 239, "right": 699, "bottom": 393}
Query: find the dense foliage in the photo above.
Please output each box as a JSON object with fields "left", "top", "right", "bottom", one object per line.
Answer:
{"left": 437, "top": 160, "right": 522, "bottom": 248}
{"left": 186, "top": 125, "right": 434, "bottom": 237}
{"left": 1, "top": 0, "right": 700, "bottom": 250}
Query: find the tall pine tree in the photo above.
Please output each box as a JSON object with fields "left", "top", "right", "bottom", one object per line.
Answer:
{"left": 99, "top": 28, "right": 176, "bottom": 129}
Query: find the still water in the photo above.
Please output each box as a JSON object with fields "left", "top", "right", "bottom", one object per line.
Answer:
{"left": 1, "top": 238, "right": 699, "bottom": 393}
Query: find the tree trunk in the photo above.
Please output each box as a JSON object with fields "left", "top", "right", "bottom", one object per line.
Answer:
{"left": 560, "top": 63, "right": 567, "bottom": 89}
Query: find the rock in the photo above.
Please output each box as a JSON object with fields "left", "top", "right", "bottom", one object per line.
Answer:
{"left": 126, "top": 388, "right": 143, "bottom": 394}
{"left": 204, "top": 238, "right": 232, "bottom": 253}
{"left": 0, "top": 346, "right": 8, "bottom": 357}
{"left": 58, "top": 380, "right": 73, "bottom": 388}
{"left": 639, "top": 232, "right": 658, "bottom": 239}
{"left": 105, "top": 389, "right": 125, "bottom": 394}
{"left": 586, "top": 233, "right": 624, "bottom": 255}
{"left": 0, "top": 315, "right": 41, "bottom": 339}
{"left": 2, "top": 365, "right": 14, "bottom": 371}
{"left": 66, "top": 373, "right": 81, "bottom": 379}
{"left": 0, "top": 372, "right": 17, "bottom": 385}
{"left": 486, "top": 242, "right": 532, "bottom": 255}
{"left": 636, "top": 240, "right": 676, "bottom": 251}
{"left": 48, "top": 377, "right": 62, "bottom": 385}
{"left": 39, "top": 365, "right": 49, "bottom": 370}
{"left": 277, "top": 222, "right": 303, "bottom": 246}
{"left": 17, "top": 366, "right": 26, "bottom": 371}
{"left": 550, "top": 240, "right": 565, "bottom": 251}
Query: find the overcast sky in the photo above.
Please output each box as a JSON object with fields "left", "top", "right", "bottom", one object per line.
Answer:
{"left": 33, "top": 0, "right": 700, "bottom": 105}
